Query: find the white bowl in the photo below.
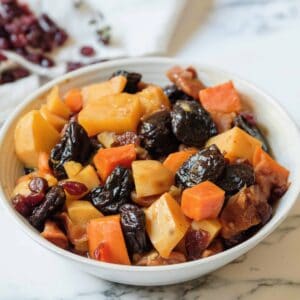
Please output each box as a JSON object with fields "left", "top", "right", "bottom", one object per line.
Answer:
{"left": 0, "top": 57, "right": 300, "bottom": 286}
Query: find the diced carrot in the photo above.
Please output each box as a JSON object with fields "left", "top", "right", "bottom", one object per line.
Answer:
{"left": 64, "top": 88, "right": 83, "bottom": 113}
{"left": 253, "top": 146, "right": 289, "bottom": 180}
{"left": 163, "top": 149, "right": 198, "bottom": 174}
{"left": 87, "top": 215, "right": 131, "bottom": 265}
{"left": 93, "top": 144, "right": 136, "bottom": 182}
{"left": 181, "top": 181, "right": 225, "bottom": 221}
{"left": 199, "top": 81, "right": 241, "bottom": 113}
{"left": 94, "top": 242, "right": 114, "bottom": 263}
{"left": 38, "top": 152, "right": 52, "bottom": 175}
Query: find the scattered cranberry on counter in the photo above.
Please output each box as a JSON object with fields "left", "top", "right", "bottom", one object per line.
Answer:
{"left": 80, "top": 45, "right": 95, "bottom": 57}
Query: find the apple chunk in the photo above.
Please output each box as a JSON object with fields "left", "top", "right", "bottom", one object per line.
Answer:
{"left": 14, "top": 110, "right": 60, "bottom": 167}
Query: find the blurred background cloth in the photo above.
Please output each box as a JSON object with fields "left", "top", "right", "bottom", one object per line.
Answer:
{"left": 0, "top": 0, "right": 186, "bottom": 123}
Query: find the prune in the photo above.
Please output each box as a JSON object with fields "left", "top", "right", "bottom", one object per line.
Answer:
{"left": 234, "top": 114, "right": 270, "bottom": 152}
{"left": 176, "top": 144, "right": 226, "bottom": 188}
{"left": 163, "top": 84, "right": 194, "bottom": 104}
{"left": 29, "top": 177, "right": 48, "bottom": 193}
{"left": 29, "top": 185, "right": 66, "bottom": 230}
{"left": 171, "top": 100, "right": 217, "bottom": 147}
{"left": 49, "top": 122, "right": 93, "bottom": 179}
{"left": 217, "top": 163, "right": 255, "bottom": 194}
{"left": 120, "top": 204, "right": 149, "bottom": 255}
{"left": 89, "top": 166, "right": 134, "bottom": 215}
{"left": 139, "top": 110, "right": 179, "bottom": 157}
{"left": 111, "top": 70, "right": 141, "bottom": 93}
{"left": 185, "top": 229, "right": 210, "bottom": 260}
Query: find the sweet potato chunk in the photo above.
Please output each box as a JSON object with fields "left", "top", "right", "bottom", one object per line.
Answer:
{"left": 137, "top": 85, "right": 170, "bottom": 117}
{"left": 220, "top": 185, "right": 272, "bottom": 240}
{"left": 206, "top": 127, "right": 262, "bottom": 162}
{"left": 163, "top": 149, "right": 198, "bottom": 174}
{"left": 132, "top": 160, "right": 174, "bottom": 198}
{"left": 78, "top": 93, "right": 142, "bottom": 136}
{"left": 87, "top": 215, "right": 131, "bottom": 265}
{"left": 14, "top": 110, "right": 60, "bottom": 167}
{"left": 181, "top": 181, "right": 225, "bottom": 221}
{"left": 93, "top": 144, "right": 136, "bottom": 182}
{"left": 81, "top": 76, "right": 127, "bottom": 104}
{"left": 145, "top": 193, "right": 190, "bottom": 258}
{"left": 199, "top": 81, "right": 241, "bottom": 113}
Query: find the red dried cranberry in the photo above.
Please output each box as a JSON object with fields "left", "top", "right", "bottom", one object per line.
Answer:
{"left": 29, "top": 177, "right": 48, "bottom": 193}
{"left": 0, "top": 52, "right": 7, "bottom": 61}
{"left": 11, "top": 67, "right": 30, "bottom": 79}
{"left": 10, "top": 33, "right": 27, "bottom": 47}
{"left": 54, "top": 30, "right": 68, "bottom": 46}
{"left": 66, "top": 61, "right": 84, "bottom": 72}
{"left": 0, "top": 37, "right": 11, "bottom": 49}
{"left": 80, "top": 46, "right": 95, "bottom": 57}
{"left": 24, "top": 192, "right": 45, "bottom": 207}
{"left": 60, "top": 181, "right": 88, "bottom": 195}
{"left": 12, "top": 194, "right": 30, "bottom": 216}
{"left": 185, "top": 229, "right": 210, "bottom": 260}
{"left": 39, "top": 55, "right": 54, "bottom": 68}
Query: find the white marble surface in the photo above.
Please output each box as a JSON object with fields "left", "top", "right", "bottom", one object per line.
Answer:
{"left": 1, "top": 0, "right": 300, "bottom": 299}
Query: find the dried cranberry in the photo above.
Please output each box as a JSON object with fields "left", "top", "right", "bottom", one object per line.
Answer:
{"left": 80, "top": 46, "right": 95, "bottom": 57}
{"left": 12, "top": 194, "right": 30, "bottom": 216}
{"left": 24, "top": 192, "right": 45, "bottom": 207}
{"left": 39, "top": 55, "right": 54, "bottom": 68}
{"left": 11, "top": 67, "right": 29, "bottom": 79}
{"left": 66, "top": 61, "right": 84, "bottom": 72}
{"left": 60, "top": 181, "right": 88, "bottom": 196}
{"left": 0, "top": 37, "right": 11, "bottom": 49}
{"left": 185, "top": 229, "right": 210, "bottom": 260}
{"left": 29, "top": 177, "right": 48, "bottom": 194}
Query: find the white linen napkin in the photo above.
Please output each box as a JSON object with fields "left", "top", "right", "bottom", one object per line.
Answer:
{"left": 0, "top": 0, "right": 186, "bottom": 123}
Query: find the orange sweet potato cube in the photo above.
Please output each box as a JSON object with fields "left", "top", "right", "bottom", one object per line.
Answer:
{"left": 181, "top": 181, "right": 225, "bottom": 221}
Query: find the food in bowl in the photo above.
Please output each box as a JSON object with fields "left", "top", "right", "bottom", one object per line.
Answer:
{"left": 10, "top": 65, "right": 290, "bottom": 266}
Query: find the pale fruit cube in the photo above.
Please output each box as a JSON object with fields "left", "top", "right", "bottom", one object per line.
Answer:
{"left": 63, "top": 161, "right": 83, "bottom": 178}
{"left": 145, "top": 193, "right": 190, "bottom": 258}
{"left": 191, "top": 219, "right": 222, "bottom": 244}
{"left": 82, "top": 76, "right": 127, "bottom": 103}
{"left": 206, "top": 127, "right": 262, "bottom": 162}
{"left": 67, "top": 201, "right": 103, "bottom": 225}
{"left": 40, "top": 104, "right": 67, "bottom": 131}
{"left": 46, "top": 86, "right": 71, "bottom": 119}
{"left": 71, "top": 165, "right": 100, "bottom": 191}
{"left": 137, "top": 85, "right": 170, "bottom": 117}
{"left": 14, "top": 110, "right": 60, "bottom": 167}
{"left": 132, "top": 160, "right": 174, "bottom": 198}
{"left": 78, "top": 93, "right": 142, "bottom": 136}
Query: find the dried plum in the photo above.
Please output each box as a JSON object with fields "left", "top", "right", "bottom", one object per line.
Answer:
{"left": 234, "top": 114, "right": 269, "bottom": 152}
{"left": 176, "top": 144, "right": 226, "bottom": 188}
{"left": 163, "top": 84, "right": 194, "bottom": 104}
{"left": 49, "top": 122, "right": 93, "bottom": 179}
{"left": 89, "top": 166, "right": 134, "bottom": 215}
{"left": 111, "top": 70, "right": 141, "bottom": 93}
{"left": 171, "top": 100, "right": 217, "bottom": 147}
{"left": 29, "top": 186, "right": 65, "bottom": 230}
{"left": 120, "top": 204, "right": 149, "bottom": 255}
{"left": 217, "top": 163, "right": 255, "bottom": 194}
{"left": 139, "top": 110, "right": 179, "bottom": 157}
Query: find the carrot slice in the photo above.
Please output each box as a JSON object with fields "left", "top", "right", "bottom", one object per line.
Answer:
{"left": 87, "top": 215, "right": 131, "bottom": 265}
{"left": 199, "top": 81, "right": 241, "bottom": 113}
{"left": 38, "top": 152, "right": 52, "bottom": 175}
{"left": 163, "top": 149, "right": 198, "bottom": 174}
{"left": 181, "top": 181, "right": 225, "bottom": 221}
{"left": 64, "top": 88, "right": 83, "bottom": 113}
{"left": 93, "top": 144, "right": 136, "bottom": 182}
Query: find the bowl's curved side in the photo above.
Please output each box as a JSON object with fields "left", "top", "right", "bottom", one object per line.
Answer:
{"left": 0, "top": 57, "right": 299, "bottom": 286}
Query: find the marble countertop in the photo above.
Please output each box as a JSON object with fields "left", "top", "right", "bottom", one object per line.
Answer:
{"left": 1, "top": 0, "right": 300, "bottom": 299}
